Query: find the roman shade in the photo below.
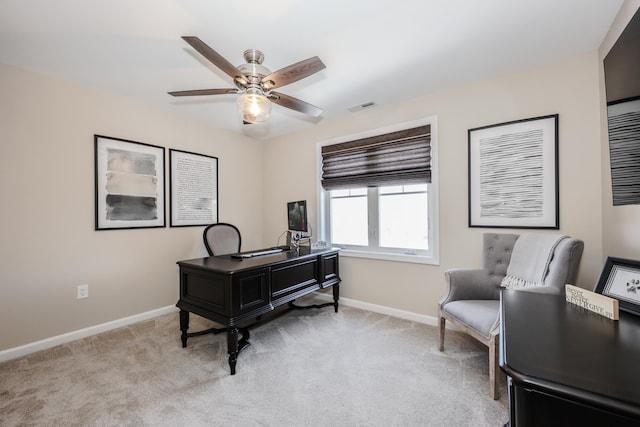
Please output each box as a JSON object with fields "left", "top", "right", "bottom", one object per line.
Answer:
{"left": 321, "top": 125, "right": 431, "bottom": 190}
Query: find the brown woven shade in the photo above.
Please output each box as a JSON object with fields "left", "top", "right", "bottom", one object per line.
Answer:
{"left": 321, "top": 125, "right": 431, "bottom": 190}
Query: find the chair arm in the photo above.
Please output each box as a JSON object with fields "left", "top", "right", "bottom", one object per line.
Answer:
{"left": 440, "top": 268, "right": 500, "bottom": 307}
{"left": 517, "top": 286, "right": 562, "bottom": 296}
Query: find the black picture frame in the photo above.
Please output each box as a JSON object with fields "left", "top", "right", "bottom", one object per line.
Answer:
{"left": 94, "top": 135, "right": 166, "bottom": 230}
{"left": 169, "top": 149, "right": 218, "bottom": 227}
{"left": 468, "top": 114, "right": 559, "bottom": 229}
{"left": 607, "top": 96, "right": 640, "bottom": 206}
{"left": 594, "top": 256, "right": 640, "bottom": 317}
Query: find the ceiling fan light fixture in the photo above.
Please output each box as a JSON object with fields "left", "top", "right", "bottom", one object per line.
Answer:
{"left": 237, "top": 86, "right": 271, "bottom": 123}
{"left": 170, "top": 37, "right": 325, "bottom": 125}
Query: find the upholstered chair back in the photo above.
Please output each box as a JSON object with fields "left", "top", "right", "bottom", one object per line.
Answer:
{"left": 543, "top": 237, "right": 584, "bottom": 292}
{"left": 482, "top": 233, "right": 519, "bottom": 298}
{"left": 203, "top": 223, "right": 242, "bottom": 256}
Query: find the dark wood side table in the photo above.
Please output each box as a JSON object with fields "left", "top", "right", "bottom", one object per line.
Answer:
{"left": 499, "top": 289, "right": 640, "bottom": 427}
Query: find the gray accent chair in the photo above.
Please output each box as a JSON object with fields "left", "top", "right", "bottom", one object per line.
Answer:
{"left": 438, "top": 233, "right": 584, "bottom": 399}
{"left": 203, "top": 223, "right": 242, "bottom": 256}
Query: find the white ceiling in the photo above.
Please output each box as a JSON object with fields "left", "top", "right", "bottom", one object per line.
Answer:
{"left": 0, "top": 0, "right": 624, "bottom": 140}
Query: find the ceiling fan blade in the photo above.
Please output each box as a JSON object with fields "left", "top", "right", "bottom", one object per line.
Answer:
{"left": 261, "top": 57, "right": 326, "bottom": 90}
{"left": 269, "top": 91, "right": 323, "bottom": 117}
{"left": 182, "top": 36, "right": 248, "bottom": 86}
{"left": 168, "top": 88, "right": 238, "bottom": 97}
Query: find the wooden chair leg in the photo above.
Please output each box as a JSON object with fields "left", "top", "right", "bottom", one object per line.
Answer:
{"left": 489, "top": 334, "right": 499, "bottom": 400}
{"left": 438, "top": 315, "right": 446, "bottom": 351}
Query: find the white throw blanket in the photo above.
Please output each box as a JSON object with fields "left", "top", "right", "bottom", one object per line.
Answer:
{"left": 501, "top": 234, "right": 567, "bottom": 289}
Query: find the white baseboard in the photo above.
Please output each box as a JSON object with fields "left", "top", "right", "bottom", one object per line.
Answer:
{"left": 312, "top": 293, "right": 440, "bottom": 326}
{"left": 0, "top": 305, "right": 178, "bottom": 363}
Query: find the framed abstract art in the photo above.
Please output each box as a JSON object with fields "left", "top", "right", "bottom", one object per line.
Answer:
{"left": 468, "top": 114, "right": 559, "bottom": 229}
{"left": 94, "top": 135, "right": 165, "bottom": 230}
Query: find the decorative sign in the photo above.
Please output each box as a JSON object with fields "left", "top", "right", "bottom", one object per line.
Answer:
{"left": 565, "top": 284, "right": 619, "bottom": 320}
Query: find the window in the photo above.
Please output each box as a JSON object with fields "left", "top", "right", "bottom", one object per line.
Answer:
{"left": 379, "top": 184, "right": 429, "bottom": 251}
{"left": 329, "top": 184, "right": 430, "bottom": 253}
{"left": 319, "top": 119, "right": 438, "bottom": 264}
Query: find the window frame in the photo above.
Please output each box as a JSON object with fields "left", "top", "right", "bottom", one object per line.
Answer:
{"left": 317, "top": 117, "right": 439, "bottom": 265}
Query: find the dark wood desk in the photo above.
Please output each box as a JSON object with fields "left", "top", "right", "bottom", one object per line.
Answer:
{"left": 499, "top": 290, "right": 640, "bottom": 426}
{"left": 176, "top": 247, "right": 340, "bottom": 374}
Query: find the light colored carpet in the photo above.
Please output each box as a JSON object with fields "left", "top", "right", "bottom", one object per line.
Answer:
{"left": 0, "top": 299, "right": 508, "bottom": 426}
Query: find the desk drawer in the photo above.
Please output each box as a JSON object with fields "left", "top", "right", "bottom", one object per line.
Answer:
{"left": 180, "top": 266, "right": 270, "bottom": 318}
{"left": 320, "top": 252, "right": 340, "bottom": 288}
{"left": 271, "top": 258, "right": 319, "bottom": 299}
{"left": 180, "top": 267, "right": 226, "bottom": 314}
{"left": 231, "top": 268, "right": 269, "bottom": 316}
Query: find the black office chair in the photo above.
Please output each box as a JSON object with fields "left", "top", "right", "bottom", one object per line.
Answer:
{"left": 203, "top": 223, "right": 241, "bottom": 256}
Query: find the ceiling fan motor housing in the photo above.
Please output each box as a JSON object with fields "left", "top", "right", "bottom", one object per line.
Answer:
{"left": 237, "top": 49, "right": 271, "bottom": 87}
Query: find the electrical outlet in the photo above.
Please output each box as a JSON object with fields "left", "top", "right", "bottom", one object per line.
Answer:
{"left": 77, "top": 284, "right": 89, "bottom": 299}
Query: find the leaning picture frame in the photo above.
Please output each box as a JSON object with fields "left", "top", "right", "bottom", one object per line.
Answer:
{"left": 468, "top": 114, "right": 559, "bottom": 229}
{"left": 94, "top": 135, "right": 166, "bottom": 230}
{"left": 169, "top": 149, "right": 218, "bottom": 227}
{"left": 594, "top": 257, "right": 640, "bottom": 317}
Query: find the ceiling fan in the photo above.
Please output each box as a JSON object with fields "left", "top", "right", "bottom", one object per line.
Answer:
{"left": 169, "top": 36, "right": 326, "bottom": 124}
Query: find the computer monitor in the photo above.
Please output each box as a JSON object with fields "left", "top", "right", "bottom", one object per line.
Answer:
{"left": 287, "top": 200, "right": 308, "bottom": 233}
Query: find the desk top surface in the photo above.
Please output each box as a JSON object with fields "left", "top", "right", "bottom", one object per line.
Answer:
{"left": 177, "top": 246, "right": 339, "bottom": 274}
{"left": 500, "top": 290, "right": 640, "bottom": 417}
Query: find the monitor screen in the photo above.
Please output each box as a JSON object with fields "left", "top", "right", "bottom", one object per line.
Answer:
{"left": 287, "top": 200, "right": 308, "bottom": 233}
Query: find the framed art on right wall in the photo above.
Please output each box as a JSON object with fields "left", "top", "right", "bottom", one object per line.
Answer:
{"left": 607, "top": 97, "right": 640, "bottom": 205}
{"left": 468, "top": 114, "right": 559, "bottom": 229}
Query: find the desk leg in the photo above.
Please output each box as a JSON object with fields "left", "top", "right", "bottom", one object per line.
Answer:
{"left": 333, "top": 283, "right": 340, "bottom": 313}
{"left": 179, "top": 310, "right": 189, "bottom": 348}
{"left": 226, "top": 326, "right": 251, "bottom": 375}
{"left": 227, "top": 327, "right": 239, "bottom": 375}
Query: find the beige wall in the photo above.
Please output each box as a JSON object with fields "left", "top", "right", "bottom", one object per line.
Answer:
{"left": 264, "top": 52, "right": 605, "bottom": 318}
{"left": 1, "top": 18, "right": 628, "bottom": 351}
{"left": 599, "top": 0, "right": 640, "bottom": 259}
{"left": 0, "top": 64, "right": 264, "bottom": 351}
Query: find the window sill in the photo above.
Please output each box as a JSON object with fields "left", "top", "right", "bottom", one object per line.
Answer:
{"left": 338, "top": 248, "right": 439, "bottom": 265}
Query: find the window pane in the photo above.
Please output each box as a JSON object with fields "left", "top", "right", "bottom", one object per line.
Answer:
{"left": 330, "top": 195, "right": 368, "bottom": 245}
{"left": 379, "top": 184, "right": 429, "bottom": 195}
{"left": 404, "top": 183, "right": 429, "bottom": 192}
{"left": 379, "top": 192, "right": 428, "bottom": 250}
{"left": 379, "top": 186, "right": 403, "bottom": 195}
{"left": 331, "top": 189, "right": 350, "bottom": 197}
